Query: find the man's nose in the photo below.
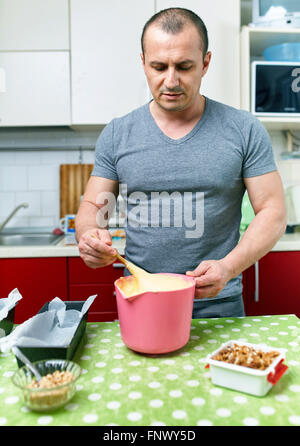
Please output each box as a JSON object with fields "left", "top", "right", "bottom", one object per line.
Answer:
{"left": 164, "top": 67, "right": 179, "bottom": 89}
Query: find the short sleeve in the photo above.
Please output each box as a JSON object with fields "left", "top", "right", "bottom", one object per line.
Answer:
{"left": 91, "top": 120, "right": 118, "bottom": 180}
{"left": 242, "top": 117, "right": 277, "bottom": 178}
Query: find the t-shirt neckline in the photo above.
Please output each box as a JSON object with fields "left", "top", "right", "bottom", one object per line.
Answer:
{"left": 144, "top": 96, "right": 210, "bottom": 144}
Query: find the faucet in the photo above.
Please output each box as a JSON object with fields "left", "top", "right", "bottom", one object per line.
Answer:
{"left": 0, "top": 202, "right": 29, "bottom": 232}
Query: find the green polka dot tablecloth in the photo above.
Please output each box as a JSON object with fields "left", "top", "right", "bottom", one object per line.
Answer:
{"left": 0, "top": 314, "right": 299, "bottom": 427}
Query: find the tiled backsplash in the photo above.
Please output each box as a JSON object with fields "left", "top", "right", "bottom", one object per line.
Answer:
{"left": 0, "top": 149, "right": 95, "bottom": 228}
{"left": 0, "top": 129, "right": 299, "bottom": 229}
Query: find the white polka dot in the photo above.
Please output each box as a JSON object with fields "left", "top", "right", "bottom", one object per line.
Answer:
{"left": 127, "top": 412, "right": 142, "bottom": 421}
{"left": 128, "top": 392, "right": 142, "bottom": 400}
{"left": 243, "top": 418, "right": 259, "bottom": 426}
{"left": 216, "top": 408, "right": 231, "bottom": 417}
{"left": 279, "top": 317, "right": 288, "bottom": 320}
{"left": 232, "top": 328, "right": 240, "bottom": 332}
{"left": 183, "top": 364, "right": 194, "bottom": 371}
{"left": 65, "top": 403, "right": 78, "bottom": 411}
{"left": 0, "top": 388, "right": 4, "bottom": 394}
{"left": 81, "top": 368, "right": 88, "bottom": 375}
{"left": 275, "top": 394, "right": 289, "bottom": 402}
{"left": 98, "top": 349, "right": 108, "bottom": 354}
{"left": 289, "top": 342, "right": 299, "bottom": 347}
{"left": 289, "top": 416, "right": 300, "bottom": 425}
{"left": 203, "top": 329, "right": 212, "bottom": 334}
{"left": 88, "top": 333, "right": 97, "bottom": 338}
{"left": 215, "top": 325, "right": 224, "bottom": 329}
{"left": 226, "top": 320, "right": 234, "bottom": 323}
{"left": 252, "top": 318, "right": 261, "bottom": 322}
{"left": 80, "top": 355, "right": 91, "bottom": 360}
{"left": 88, "top": 393, "right": 101, "bottom": 401}
{"left": 208, "top": 339, "right": 217, "bottom": 343}
{"left": 95, "top": 362, "right": 106, "bottom": 368}
{"left": 268, "top": 337, "right": 278, "bottom": 341}
{"left": 270, "top": 323, "right": 279, "bottom": 326}
{"left": 129, "top": 361, "right": 141, "bottom": 366}
{"left": 107, "top": 401, "right": 121, "bottom": 410}
{"left": 249, "top": 333, "right": 259, "bottom": 337}
{"left": 115, "top": 343, "right": 125, "bottom": 347}
{"left": 129, "top": 375, "right": 141, "bottom": 382}
{"left": 92, "top": 376, "right": 104, "bottom": 383}
{"left": 0, "top": 418, "right": 7, "bottom": 425}
{"left": 198, "top": 320, "right": 207, "bottom": 324}
{"left": 76, "top": 384, "right": 83, "bottom": 390}
{"left": 243, "top": 323, "right": 251, "bottom": 327}
{"left": 110, "top": 383, "right": 122, "bottom": 390}
{"left": 4, "top": 396, "right": 19, "bottom": 404}
{"left": 259, "top": 327, "right": 269, "bottom": 331}
{"left": 288, "top": 360, "right": 299, "bottom": 366}
{"left": 101, "top": 338, "right": 111, "bottom": 343}
{"left": 192, "top": 397, "right": 205, "bottom": 406}
{"left": 194, "top": 346, "right": 204, "bottom": 351}
{"left": 220, "top": 334, "right": 229, "bottom": 338}
{"left": 111, "top": 368, "right": 123, "bottom": 374}
{"left": 290, "top": 385, "right": 300, "bottom": 393}
{"left": 3, "top": 371, "right": 14, "bottom": 378}
{"left": 233, "top": 396, "right": 247, "bottom": 404}
{"left": 148, "top": 366, "right": 159, "bottom": 372}
{"left": 166, "top": 374, "right": 178, "bottom": 380}
{"left": 191, "top": 335, "right": 200, "bottom": 340}
{"left": 197, "top": 419, "right": 213, "bottom": 426}
{"left": 148, "top": 382, "right": 161, "bottom": 389}
{"left": 210, "top": 388, "right": 222, "bottom": 396}
{"left": 279, "top": 332, "right": 288, "bottom": 336}
{"left": 260, "top": 406, "right": 275, "bottom": 415}
{"left": 114, "top": 354, "right": 124, "bottom": 359}
{"left": 83, "top": 414, "right": 98, "bottom": 423}
{"left": 102, "top": 328, "right": 112, "bottom": 332}
{"left": 187, "top": 380, "right": 199, "bottom": 387}
{"left": 37, "top": 416, "right": 53, "bottom": 425}
{"left": 84, "top": 344, "right": 94, "bottom": 348}
{"left": 172, "top": 410, "right": 187, "bottom": 419}
{"left": 169, "top": 390, "right": 182, "bottom": 398}
{"left": 151, "top": 421, "right": 166, "bottom": 426}
{"left": 149, "top": 399, "right": 163, "bottom": 408}
{"left": 180, "top": 352, "right": 190, "bottom": 356}
{"left": 163, "top": 359, "right": 175, "bottom": 365}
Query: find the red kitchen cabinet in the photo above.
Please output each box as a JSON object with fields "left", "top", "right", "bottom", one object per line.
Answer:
{"left": 0, "top": 257, "right": 68, "bottom": 324}
{"left": 242, "top": 251, "right": 300, "bottom": 318}
{"left": 68, "top": 257, "right": 125, "bottom": 321}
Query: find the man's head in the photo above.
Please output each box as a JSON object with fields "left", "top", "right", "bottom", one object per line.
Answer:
{"left": 141, "top": 8, "right": 211, "bottom": 113}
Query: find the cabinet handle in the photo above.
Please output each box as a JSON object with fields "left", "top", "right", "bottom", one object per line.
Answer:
{"left": 113, "top": 262, "right": 125, "bottom": 269}
{"left": 254, "top": 261, "right": 259, "bottom": 302}
{"left": 0, "top": 67, "right": 6, "bottom": 93}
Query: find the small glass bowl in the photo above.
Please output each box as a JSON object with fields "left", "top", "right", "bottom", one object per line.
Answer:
{"left": 11, "top": 359, "right": 81, "bottom": 412}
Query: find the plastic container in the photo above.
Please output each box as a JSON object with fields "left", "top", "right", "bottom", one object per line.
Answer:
{"left": 12, "top": 359, "right": 81, "bottom": 412}
{"left": 115, "top": 273, "right": 196, "bottom": 354}
{"left": 14, "top": 301, "right": 88, "bottom": 368}
{"left": 206, "top": 341, "right": 288, "bottom": 397}
{"left": 263, "top": 43, "right": 300, "bottom": 62}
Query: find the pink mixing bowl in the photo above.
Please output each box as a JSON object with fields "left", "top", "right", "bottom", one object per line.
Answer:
{"left": 114, "top": 273, "right": 196, "bottom": 354}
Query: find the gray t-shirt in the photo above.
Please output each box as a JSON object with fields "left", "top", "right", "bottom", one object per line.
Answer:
{"left": 92, "top": 97, "right": 277, "bottom": 300}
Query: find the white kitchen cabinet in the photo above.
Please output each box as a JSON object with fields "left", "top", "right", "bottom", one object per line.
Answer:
{"left": 0, "top": 52, "right": 71, "bottom": 126}
{"left": 70, "top": 0, "right": 154, "bottom": 125}
{"left": 0, "top": 0, "right": 69, "bottom": 51}
{"left": 156, "top": 0, "right": 241, "bottom": 109}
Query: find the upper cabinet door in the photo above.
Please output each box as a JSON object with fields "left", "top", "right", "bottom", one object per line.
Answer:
{"left": 0, "top": 0, "right": 69, "bottom": 50}
{"left": 0, "top": 52, "right": 71, "bottom": 126}
{"left": 156, "top": 0, "right": 241, "bottom": 109}
{"left": 70, "top": 0, "right": 155, "bottom": 125}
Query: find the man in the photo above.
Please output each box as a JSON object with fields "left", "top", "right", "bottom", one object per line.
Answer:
{"left": 75, "top": 8, "right": 286, "bottom": 318}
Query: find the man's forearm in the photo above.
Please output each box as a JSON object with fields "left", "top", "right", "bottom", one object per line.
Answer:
{"left": 221, "top": 207, "right": 286, "bottom": 280}
{"left": 75, "top": 200, "right": 101, "bottom": 242}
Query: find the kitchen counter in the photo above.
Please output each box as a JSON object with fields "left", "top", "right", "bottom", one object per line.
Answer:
{"left": 1, "top": 231, "right": 300, "bottom": 259}
{"left": 0, "top": 314, "right": 299, "bottom": 426}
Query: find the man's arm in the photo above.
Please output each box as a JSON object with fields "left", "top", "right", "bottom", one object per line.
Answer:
{"left": 187, "top": 171, "right": 287, "bottom": 298}
{"left": 75, "top": 176, "right": 119, "bottom": 269}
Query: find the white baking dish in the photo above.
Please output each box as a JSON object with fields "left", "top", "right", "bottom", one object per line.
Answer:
{"left": 205, "top": 341, "right": 288, "bottom": 397}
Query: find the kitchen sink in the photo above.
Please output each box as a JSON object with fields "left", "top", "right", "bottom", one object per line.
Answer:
{"left": 0, "top": 232, "right": 64, "bottom": 246}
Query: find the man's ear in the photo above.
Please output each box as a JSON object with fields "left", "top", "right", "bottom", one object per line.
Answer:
{"left": 140, "top": 52, "right": 145, "bottom": 66}
{"left": 202, "top": 51, "right": 212, "bottom": 78}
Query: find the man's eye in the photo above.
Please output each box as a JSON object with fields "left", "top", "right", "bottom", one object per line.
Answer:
{"left": 154, "top": 66, "right": 166, "bottom": 71}
{"left": 178, "top": 65, "right": 192, "bottom": 71}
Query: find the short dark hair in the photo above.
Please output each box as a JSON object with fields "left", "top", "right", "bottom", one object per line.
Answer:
{"left": 141, "top": 7, "right": 209, "bottom": 59}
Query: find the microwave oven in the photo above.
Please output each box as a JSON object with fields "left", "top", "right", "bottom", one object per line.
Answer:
{"left": 251, "top": 61, "right": 300, "bottom": 116}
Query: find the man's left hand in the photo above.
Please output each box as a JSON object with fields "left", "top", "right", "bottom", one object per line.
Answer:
{"left": 186, "top": 259, "right": 232, "bottom": 299}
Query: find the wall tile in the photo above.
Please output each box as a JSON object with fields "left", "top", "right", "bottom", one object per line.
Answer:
{"left": 0, "top": 166, "right": 27, "bottom": 191}
{"left": 28, "top": 165, "right": 59, "bottom": 191}
{"left": 0, "top": 192, "right": 15, "bottom": 217}
{"left": 15, "top": 191, "right": 41, "bottom": 217}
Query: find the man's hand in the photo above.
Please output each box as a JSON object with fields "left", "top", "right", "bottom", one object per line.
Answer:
{"left": 186, "top": 259, "right": 232, "bottom": 299}
{"left": 78, "top": 228, "right": 117, "bottom": 269}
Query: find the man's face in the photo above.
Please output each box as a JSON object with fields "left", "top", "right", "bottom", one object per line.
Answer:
{"left": 141, "top": 24, "right": 211, "bottom": 112}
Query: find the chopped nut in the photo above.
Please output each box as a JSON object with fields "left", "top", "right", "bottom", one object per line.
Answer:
{"left": 211, "top": 344, "right": 280, "bottom": 370}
